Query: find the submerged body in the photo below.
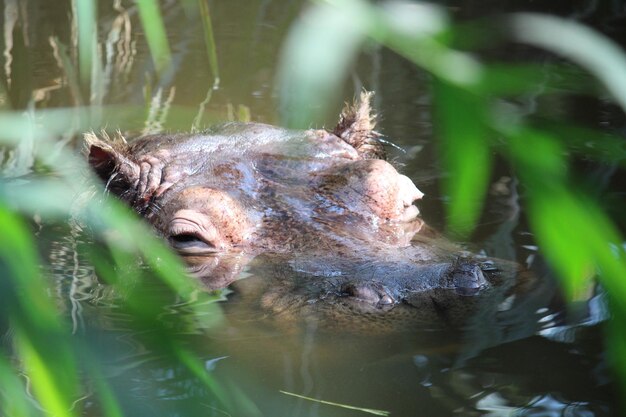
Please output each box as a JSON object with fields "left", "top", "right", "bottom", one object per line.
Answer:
{"left": 87, "top": 93, "right": 510, "bottom": 322}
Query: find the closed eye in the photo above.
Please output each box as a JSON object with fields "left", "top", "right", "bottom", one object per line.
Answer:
{"left": 169, "top": 232, "right": 214, "bottom": 253}
{"left": 171, "top": 233, "right": 202, "bottom": 244}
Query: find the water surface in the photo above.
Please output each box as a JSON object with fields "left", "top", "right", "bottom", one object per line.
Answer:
{"left": 3, "top": 0, "right": 621, "bottom": 416}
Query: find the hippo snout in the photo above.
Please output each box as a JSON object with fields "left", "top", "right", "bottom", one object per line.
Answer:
{"left": 340, "top": 281, "right": 396, "bottom": 308}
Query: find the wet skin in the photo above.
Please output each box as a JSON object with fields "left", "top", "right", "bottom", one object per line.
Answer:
{"left": 87, "top": 93, "right": 511, "bottom": 324}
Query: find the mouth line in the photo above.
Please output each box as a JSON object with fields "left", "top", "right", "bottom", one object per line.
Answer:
{"left": 168, "top": 217, "right": 223, "bottom": 254}
{"left": 173, "top": 244, "right": 221, "bottom": 255}
{"left": 397, "top": 205, "right": 420, "bottom": 223}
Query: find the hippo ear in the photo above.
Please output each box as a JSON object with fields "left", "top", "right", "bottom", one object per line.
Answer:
{"left": 333, "top": 91, "right": 385, "bottom": 159}
{"left": 85, "top": 132, "right": 140, "bottom": 191}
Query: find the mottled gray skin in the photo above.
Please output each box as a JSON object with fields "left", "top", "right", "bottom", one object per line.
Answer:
{"left": 87, "top": 94, "right": 504, "bottom": 322}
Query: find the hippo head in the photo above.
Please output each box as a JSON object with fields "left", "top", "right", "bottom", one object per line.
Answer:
{"left": 85, "top": 92, "right": 502, "bottom": 321}
{"left": 86, "top": 92, "right": 424, "bottom": 257}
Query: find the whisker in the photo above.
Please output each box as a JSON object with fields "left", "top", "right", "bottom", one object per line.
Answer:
{"left": 375, "top": 136, "right": 406, "bottom": 153}
{"left": 148, "top": 200, "right": 163, "bottom": 215}
{"left": 104, "top": 172, "right": 119, "bottom": 192}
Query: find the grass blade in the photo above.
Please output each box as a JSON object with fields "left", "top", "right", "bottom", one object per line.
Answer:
{"left": 278, "top": 1, "right": 368, "bottom": 127}
{"left": 136, "top": 0, "right": 172, "bottom": 73}
{"left": 434, "top": 80, "right": 491, "bottom": 235}
{"left": 15, "top": 333, "right": 77, "bottom": 417}
{"left": 0, "top": 205, "right": 78, "bottom": 417}
{"left": 73, "top": 0, "right": 96, "bottom": 91}
{"left": 280, "top": 390, "right": 390, "bottom": 416}
{"left": 509, "top": 13, "right": 626, "bottom": 113}
{"left": 0, "top": 355, "right": 33, "bottom": 417}
{"left": 198, "top": 0, "right": 220, "bottom": 87}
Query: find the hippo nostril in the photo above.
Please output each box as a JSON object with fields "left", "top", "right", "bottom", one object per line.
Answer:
{"left": 341, "top": 283, "right": 363, "bottom": 298}
{"left": 450, "top": 261, "right": 488, "bottom": 296}
{"left": 340, "top": 282, "right": 396, "bottom": 307}
{"left": 378, "top": 294, "right": 394, "bottom": 306}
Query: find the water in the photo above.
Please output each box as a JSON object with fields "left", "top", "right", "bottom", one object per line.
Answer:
{"left": 3, "top": 0, "right": 622, "bottom": 416}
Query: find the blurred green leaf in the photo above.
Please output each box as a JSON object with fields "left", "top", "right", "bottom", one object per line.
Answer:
{"left": 535, "top": 122, "right": 626, "bottom": 166}
{"left": 504, "top": 127, "right": 567, "bottom": 180}
{"left": 0, "top": 204, "right": 78, "bottom": 417}
{"left": 15, "top": 332, "right": 77, "bottom": 417}
{"left": 50, "top": 37, "right": 84, "bottom": 106}
{"left": 174, "top": 348, "right": 262, "bottom": 416}
{"left": 0, "top": 204, "right": 63, "bottom": 332}
{"left": 173, "top": 346, "right": 234, "bottom": 411}
{"left": 278, "top": 1, "right": 368, "bottom": 127}
{"left": 278, "top": 0, "right": 487, "bottom": 127}
{"left": 608, "top": 310, "right": 626, "bottom": 401}
{"left": 0, "top": 2, "right": 260, "bottom": 415}
{"left": 526, "top": 187, "right": 597, "bottom": 298}
{"left": 476, "top": 64, "right": 597, "bottom": 96}
{"left": 0, "top": 106, "right": 233, "bottom": 413}
{"left": 3, "top": 0, "right": 626, "bottom": 413}
{"left": 0, "top": 74, "right": 10, "bottom": 111}
{"left": 73, "top": 0, "right": 96, "bottom": 93}
{"left": 504, "top": 127, "right": 626, "bottom": 300}
{"left": 198, "top": 0, "right": 220, "bottom": 88}
{"left": 136, "top": 0, "right": 172, "bottom": 73}
{"left": 282, "top": 2, "right": 626, "bottom": 406}
{"left": 91, "top": 370, "right": 124, "bottom": 417}
{"left": 434, "top": 80, "right": 491, "bottom": 235}
{"left": 509, "top": 13, "right": 626, "bottom": 113}
{"left": 87, "top": 198, "right": 199, "bottom": 297}
{"left": 0, "top": 355, "right": 32, "bottom": 417}
{"left": 375, "top": 7, "right": 483, "bottom": 87}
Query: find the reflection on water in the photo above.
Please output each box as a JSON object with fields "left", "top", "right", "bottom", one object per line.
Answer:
{"left": 6, "top": 0, "right": 622, "bottom": 416}
{"left": 43, "top": 230, "right": 613, "bottom": 417}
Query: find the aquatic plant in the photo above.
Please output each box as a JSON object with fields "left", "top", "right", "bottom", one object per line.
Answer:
{"left": 0, "top": 1, "right": 254, "bottom": 416}
{"left": 0, "top": 0, "right": 624, "bottom": 415}
{"left": 278, "top": 0, "right": 626, "bottom": 398}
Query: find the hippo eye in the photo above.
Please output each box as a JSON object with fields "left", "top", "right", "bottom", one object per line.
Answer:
{"left": 169, "top": 232, "right": 213, "bottom": 253}
{"left": 171, "top": 233, "right": 201, "bottom": 243}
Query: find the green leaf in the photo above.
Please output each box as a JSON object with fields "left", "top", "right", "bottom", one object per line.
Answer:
{"left": 278, "top": 1, "right": 369, "bottom": 127}
{"left": 0, "top": 355, "right": 33, "bottom": 417}
{"left": 434, "top": 80, "right": 491, "bottom": 235}
{"left": 73, "top": 0, "right": 96, "bottom": 92}
{"left": 85, "top": 360, "right": 124, "bottom": 417}
{"left": 198, "top": 0, "right": 220, "bottom": 87}
{"left": 0, "top": 205, "right": 79, "bottom": 417}
{"left": 509, "top": 13, "right": 626, "bottom": 113}
{"left": 504, "top": 128, "right": 626, "bottom": 300}
{"left": 15, "top": 332, "right": 77, "bottom": 417}
{"left": 136, "top": 0, "right": 172, "bottom": 73}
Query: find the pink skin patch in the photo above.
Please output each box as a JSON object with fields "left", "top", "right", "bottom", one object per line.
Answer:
{"left": 165, "top": 188, "right": 255, "bottom": 254}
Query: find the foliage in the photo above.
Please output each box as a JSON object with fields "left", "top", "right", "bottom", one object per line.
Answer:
{"left": 0, "top": 1, "right": 250, "bottom": 416}
{"left": 277, "top": 0, "right": 626, "bottom": 399}
{"left": 1, "top": 0, "right": 625, "bottom": 415}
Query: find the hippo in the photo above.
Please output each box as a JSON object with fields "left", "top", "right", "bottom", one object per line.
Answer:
{"left": 86, "top": 92, "right": 518, "bottom": 327}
